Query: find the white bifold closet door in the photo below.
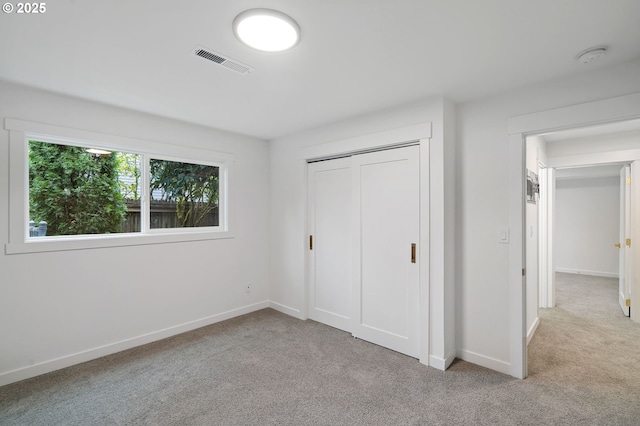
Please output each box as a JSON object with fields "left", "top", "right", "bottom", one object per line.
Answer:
{"left": 307, "top": 145, "right": 420, "bottom": 358}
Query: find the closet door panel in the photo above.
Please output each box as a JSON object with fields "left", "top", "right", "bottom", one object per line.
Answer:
{"left": 352, "top": 145, "right": 420, "bottom": 357}
{"left": 307, "top": 158, "right": 352, "bottom": 332}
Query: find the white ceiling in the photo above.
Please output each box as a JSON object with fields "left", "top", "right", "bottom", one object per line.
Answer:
{"left": 555, "top": 164, "right": 625, "bottom": 180}
{"left": 1, "top": 0, "right": 640, "bottom": 140}
{"left": 539, "top": 119, "right": 640, "bottom": 180}
{"left": 540, "top": 119, "right": 640, "bottom": 143}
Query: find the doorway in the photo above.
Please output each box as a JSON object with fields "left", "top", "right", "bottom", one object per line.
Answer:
{"left": 508, "top": 92, "right": 640, "bottom": 379}
{"left": 536, "top": 163, "right": 631, "bottom": 314}
{"left": 527, "top": 141, "right": 639, "bottom": 378}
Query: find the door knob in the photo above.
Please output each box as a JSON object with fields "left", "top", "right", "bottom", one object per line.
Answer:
{"left": 615, "top": 243, "right": 622, "bottom": 248}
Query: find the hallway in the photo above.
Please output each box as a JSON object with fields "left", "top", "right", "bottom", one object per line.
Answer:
{"left": 528, "top": 272, "right": 640, "bottom": 397}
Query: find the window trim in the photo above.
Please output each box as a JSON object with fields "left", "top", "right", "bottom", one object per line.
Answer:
{"left": 5, "top": 118, "right": 235, "bottom": 254}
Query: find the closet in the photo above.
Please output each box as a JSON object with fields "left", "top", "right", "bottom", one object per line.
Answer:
{"left": 307, "top": 144, "right": 420, "bottom": 357}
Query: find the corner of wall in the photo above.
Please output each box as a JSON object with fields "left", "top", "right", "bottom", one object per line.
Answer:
{"left": 427, "top": 96, "right": 457, "bottom": 367}
{"left": 443, "top": 97, "right": 456, "bottom": 360}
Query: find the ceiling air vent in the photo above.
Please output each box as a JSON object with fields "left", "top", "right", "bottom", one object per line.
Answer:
{"left": 194, "top": 47, "right": 253, "bottom": 75}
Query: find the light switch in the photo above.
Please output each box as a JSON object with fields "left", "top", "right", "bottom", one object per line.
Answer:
{"left": 498, "top": 229, "right": 510, "bottom": 244}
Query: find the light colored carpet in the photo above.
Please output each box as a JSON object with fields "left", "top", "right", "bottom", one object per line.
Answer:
{"left": 527, "top": 273, "right": 640, "bottom": 416}
{"left": 1, "top": 273, "right": 639, "bottom": 425}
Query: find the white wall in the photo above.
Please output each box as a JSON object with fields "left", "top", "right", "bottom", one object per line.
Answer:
{"left": 268, "top": 96, "right": 456, "bottom": 369}
{"left": 555, "top": 176, "right": 620, "bottom": 277}
{"left": 456, "top": 58, "right": 640, "bottom": 374}
{"left": 0, "top": 81, "right": 270, "bottom": 385}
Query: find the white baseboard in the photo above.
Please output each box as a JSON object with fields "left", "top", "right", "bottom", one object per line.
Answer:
{"left": 456, "top": 349, "right": 511, "bottom": 376}
{"left": 555, "top": 268, "right": 618, "bottom": 278}
{"left": 269, "top": 300, "right": 305, "bottom": 320}
{"left": 429, "top": 348, "right": 457, "bottom": 371}
{"left": 0, "top": 301, "right": 269, "bottom": 387}
{"left": 527, "top": 317, "right": 540, "bottom": 346}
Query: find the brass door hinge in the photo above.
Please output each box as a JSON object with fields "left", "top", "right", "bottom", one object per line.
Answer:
{"left": 627, "top": 177, "right": 631, "bottom": 185}
{"left": 411, "top": 243, "right": 416, "bottom": 263}
{"left": 626, "top": 299, "right": 631, "bottom": 307}
{"left": 626, "top": 238, "right": 631, "bottom": 247}
{"left": 522, "top": 268, "right": 526, "bottom": 276}
{"left": 309, "top": 235, "right": 313, "bottom": 250}
{"left": 615, "top": 243, "right": 622, "bottom": 248}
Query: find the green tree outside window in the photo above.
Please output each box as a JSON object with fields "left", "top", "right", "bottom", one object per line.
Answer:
{"left": 29, "top": 141, "right": 127, "bottom": 236}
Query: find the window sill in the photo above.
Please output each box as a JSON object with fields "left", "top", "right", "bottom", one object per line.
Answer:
{"left": 5, "top": 230, "right": 235, "bottom": 255}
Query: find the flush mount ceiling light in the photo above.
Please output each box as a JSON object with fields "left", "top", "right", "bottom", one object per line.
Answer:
{"left": 233, "top": 9, "right": 300, "bottom": 52}
{"left": 576, "top": 46, "right": 607, "bottom": 64}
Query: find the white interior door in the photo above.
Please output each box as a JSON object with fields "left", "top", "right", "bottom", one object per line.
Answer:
{"left": 630, "top": 161, "right": 640, "bottom": 323}
{"left": 307, "top": 158, "right": 352, "bottom": 332}
{"left": 619, "top": 164, "right": 631, "bottom": 317}
{"left": 351, "top": 145, "right": 420, "bottom": 357}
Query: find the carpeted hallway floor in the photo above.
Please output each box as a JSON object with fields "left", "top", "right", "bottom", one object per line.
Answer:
{"left": 1, "top": 272, "right": 639, "bottom": 425}
{"left": 526, "top": 272, "right": 640, "bottom": 419}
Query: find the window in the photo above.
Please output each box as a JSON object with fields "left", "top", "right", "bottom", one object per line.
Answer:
{"left": 149, "top": 159, "right": 220, "bottom": 229}
{"left": 29, "top": 140, "right": 142, "bottom": 237}
{"left": 27, "top": 140, "right": 225, "bottom": 237}
{"left": 6, "top": 119, "right": 233, "bottom": 254}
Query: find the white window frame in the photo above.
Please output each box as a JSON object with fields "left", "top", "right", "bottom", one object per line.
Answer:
{"left": 5, "top": 118, "right": 234, "bottom": 254}
{"left": 145, "top": 154, "right": 227, "bottom": 234}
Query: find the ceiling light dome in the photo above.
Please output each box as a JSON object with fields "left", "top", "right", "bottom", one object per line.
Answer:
{"left": 233, "top": 9, "right": 300, "bottom": 52}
